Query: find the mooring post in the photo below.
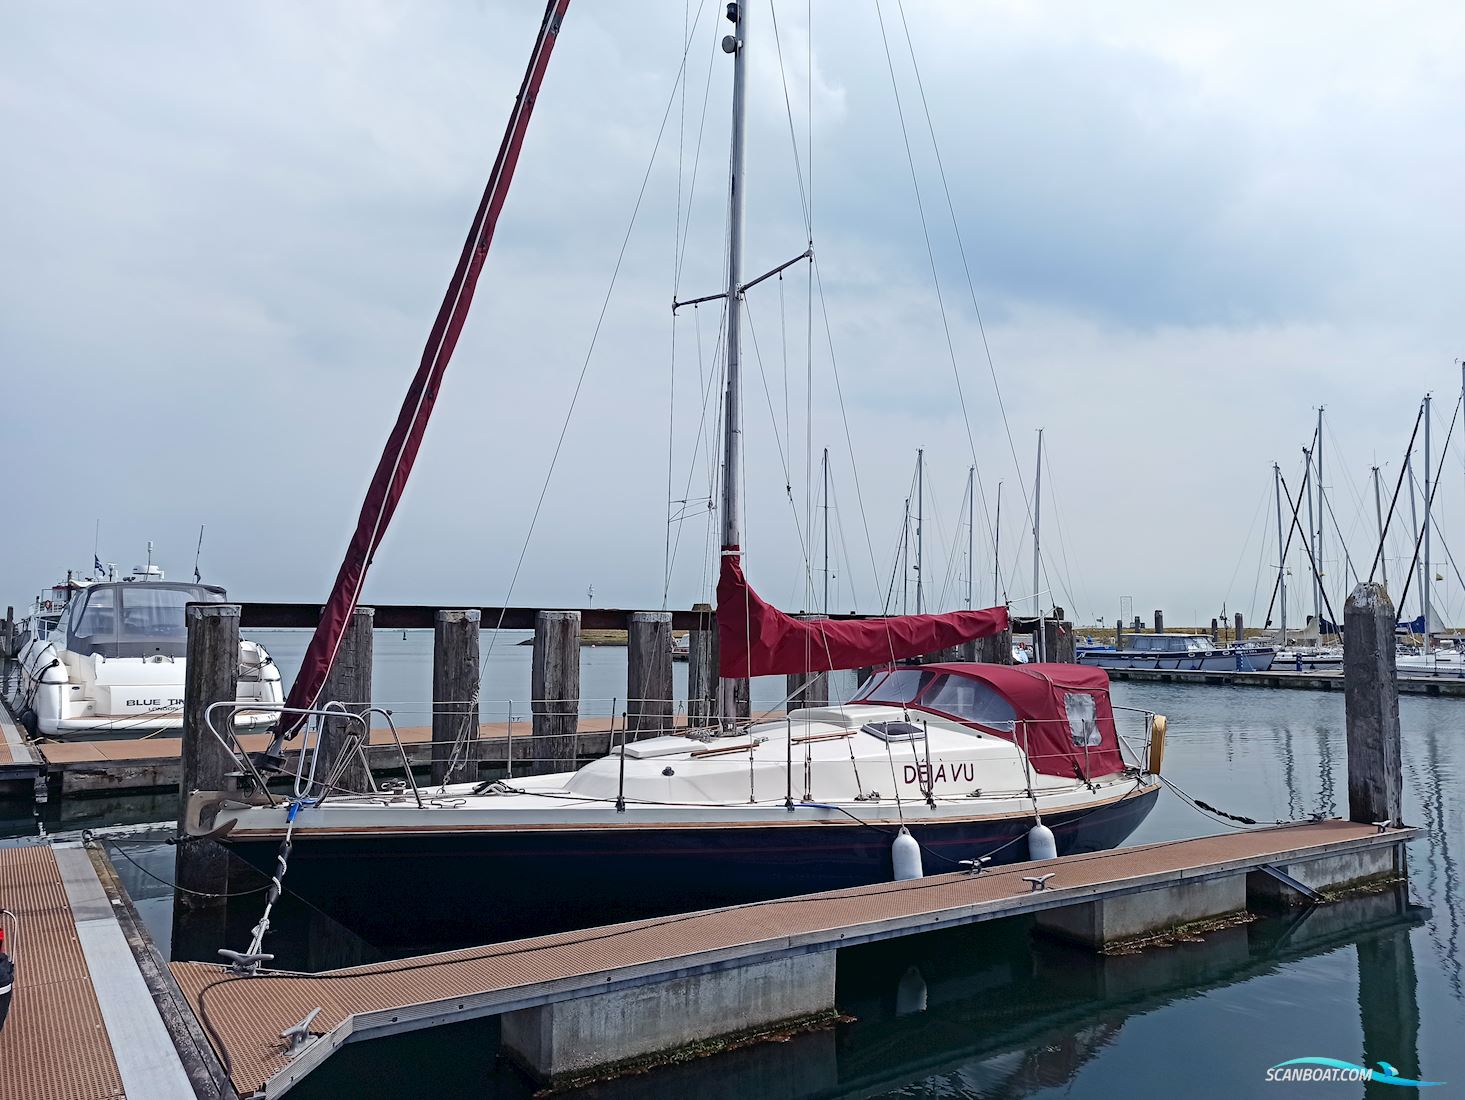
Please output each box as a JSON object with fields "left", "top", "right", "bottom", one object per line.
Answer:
{"left": 627, "top": 611, "right": 673, "bottom": 737}
{"left": 316, "top": 606, "right": 373, "bottom": 793}
{"left": 1210, "top": 617, "right": 1219, "bottom": 643}
{"left": 175, "top": 603, "right": 241, "bottom": 907}
{"left": 1042, "top": 619, "right": 1075, "bottom": 663}
{"left": 531, "top": 611, "right": 581, "bottom": 774}
{"left": 1343, "top": 583, "right": 1402, "bottom": 826}
{"left": 1115, "top": 617, "right": 1125, "bottom": 652}
{"left": 979, "top": 624, "right": 1014, "bottom": 664}
{"left": 686, "top": 603, "right": 716, "bottom": 725}
{"left": 1153, "top": 609, "right": 1164, "bottom": 633}
{"left": 1235, "top": 612, "right": 1244, "bottom": 644}
{"left": 431, "top": 609, "right": 481, "bottom": 785}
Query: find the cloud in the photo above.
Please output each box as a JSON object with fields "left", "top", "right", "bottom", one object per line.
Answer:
{"left": 2, "top": 1, "right": 1463, "bottom": 631}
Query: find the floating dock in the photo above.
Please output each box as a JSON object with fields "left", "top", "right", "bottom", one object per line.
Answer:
{"left": 1103, "top": 665, "right": 1465, "bottom": 696}
{"left": 157, "top": 820, "right": 1411, "bottom": 1097}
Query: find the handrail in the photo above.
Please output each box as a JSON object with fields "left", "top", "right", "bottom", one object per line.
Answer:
{"left": 366, "top": 706, "right": 422, "bottom": 809}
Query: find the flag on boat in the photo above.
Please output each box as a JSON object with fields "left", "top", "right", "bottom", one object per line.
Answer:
{"left": 94, "top": 555, "right": 104, "bottom": 577}
{"left": 717, "top": 550, "right": 1009, "bottom": 678}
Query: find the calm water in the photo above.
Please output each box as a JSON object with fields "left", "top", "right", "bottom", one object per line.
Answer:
{"left": 4, "top": 647, "right": 1462, "bottom": 1097}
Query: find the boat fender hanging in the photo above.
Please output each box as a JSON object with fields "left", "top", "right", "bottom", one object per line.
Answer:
{"left": 1147, "top": 714, "right": 1167, "bottom": 775}
{"left": 892, "top": 826, "right": 923, "bottom": 881}
{"left": 894, "top": 965, "right": 928, "bottom": 1016}
{"left": 1027, "top": 821, "right": 1057, "bottom": 861}
{"left": 0, "top": 927, "right": 13, "bottom": 1035}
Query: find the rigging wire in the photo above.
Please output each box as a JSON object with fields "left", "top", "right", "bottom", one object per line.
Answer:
{"left": 439, "top": 1, "right": 716, "bottom": 784}
{"left": 871, "top": 0, "right": 998, "bottom": 577}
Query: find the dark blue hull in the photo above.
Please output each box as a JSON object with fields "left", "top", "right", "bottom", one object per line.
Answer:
{"left": 228, "top": 786, "right": 1159, "bottom": 950}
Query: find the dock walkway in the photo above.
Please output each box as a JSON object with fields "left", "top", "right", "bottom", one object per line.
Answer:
{"left": 0, "top": 842, "right": 195, "bottom": 1100}
{"left": 170, "top": 819, "right": 1411, "bottom": 1098}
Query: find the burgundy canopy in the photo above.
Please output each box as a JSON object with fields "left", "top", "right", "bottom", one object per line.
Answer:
{"left": 919, "top": 663, "right": 1126, "bottom": 779}
{"left": 716, "top": 550, "right": 1009, "bottom": 678}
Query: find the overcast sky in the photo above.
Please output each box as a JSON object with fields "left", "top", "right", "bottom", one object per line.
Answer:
{"left": 4, "top": 1, "right": 1464, "bottom": 629}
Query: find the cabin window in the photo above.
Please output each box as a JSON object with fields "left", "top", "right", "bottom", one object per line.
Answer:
{"left": 1064, "top": 691, "right": 1102, "bottom": 747}
{"left": 120, "top": 587, "right": 196, "bottom": 641}
{"left": 922, "top": 675, "right": 1016, "bottom": 732}
{"left": 850, "top": 668, "right": 937, "bottom": 705}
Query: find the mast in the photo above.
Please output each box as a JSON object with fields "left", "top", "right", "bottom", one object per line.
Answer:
{"left": 1423, "top": 393, "right": 1432, "bottom": 650}
{"left": 821, "top": 447, "right": 830, "bottom": 614}
{"left": 1033, "top": 429, "right": 1044, "bottom": 660}
{"left": 716, "top": 0, "right": 749, "bottom": 718}
{"left": 901, "top": 497, "right": 910, "bottom": 614}
{"left": 1304, "top": 445, "right": 1319, "bottom": 632}
{"left": 1274, "top": 462, "right": 1287, "bottom": 645}
{"left": 1316, "top": 407, "right": 1326, "bottom": 629}
{"left": 915, "top": 449, "right": 924, "bottom": 615}
{"left": 993, "top": 481, "right": 1001, "bottom": 606}
{"left": 966, "top": 465, "right": 975, "bottom": 610}
{"left": 1407, "top": 451, "right": 1421, "bottom": 627}
{"left": 1372, "top": 465, "right": 1389, "bottom": 591}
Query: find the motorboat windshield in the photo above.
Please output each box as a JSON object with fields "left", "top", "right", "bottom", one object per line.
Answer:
{"left": 65, "top": 582, "right": 227, "bottom": 658}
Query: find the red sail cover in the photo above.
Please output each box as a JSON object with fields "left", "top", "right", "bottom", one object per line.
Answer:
{"left": 717, "top": 551, "right": 1009, "bottom": 677}
{"left": 280, "top": 1, "right": 572, "bottom": 732}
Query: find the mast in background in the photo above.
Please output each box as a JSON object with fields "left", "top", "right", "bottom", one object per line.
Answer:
{"left": 821, "top": 447, "right": 830, "bottom": 614}
{"left": 966, "top": 465, "right": 975, "bottom": 610}
{"left": 993, "top": 481, "right": 1002, "bottom": 606}
{"left": 1372, "top": 465, "right": 1389, "bottom": 591}
{"left": 1274, "top": 462, "right": 1287, "bottom": 645}
{"left": 1033, "top": 429, "right": 1044, "bottom": 660}
{"left": 1407, "top": 451, "right": 1422, "bottom": 626}
{"left": 1312, "top": 442, "right": 1324, "bottom": 632}
{"left": 915, "top": 449, "right": 924, "bottom": 615}
{"left": 1316, "top": 407, "right": 1326, "bottom": 628}
{"left": 1423, "top": 393, "right": 1432, "bottom": 649}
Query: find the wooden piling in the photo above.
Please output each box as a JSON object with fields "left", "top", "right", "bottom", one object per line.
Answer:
{"left": 1115, "top": 617, "right": 1124, "bottom": 652}
{"left": 431, "top": 609, "right": 481, "bottom": 785}
{"left": 1210, "top": 617, "right": 1219, "bottom": 643}
{"left": 1043, "top": 620, "right": 1075, "bottom": 663}
{"left": 316, "top": 606, "right": 373, "bottom": 793}
{"left": 175, "top": 603, "right": 241, "bottom": 906}
{"left": 1343, "top": 583, "right": 1402, "bottom": 826}
{"left": 978, "top": 624, "right": 1014, "bottom": 664}
{"left": 686, "top": 603, "right": 716, "bottom": 725}
{"left": 1234, "top": 612, "right": 1244, "bottom": 642}
{"left": 1154, "top": 609, "right": 1164, "bottom": 633}
{"left": 531, "top": 611, "right": 581, "bottom": 775}
{"left": 628, "top": 611, "right": 673, "bottom": 737}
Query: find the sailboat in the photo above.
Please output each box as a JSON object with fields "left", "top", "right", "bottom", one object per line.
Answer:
{"left": 184, "top": 1, "right": 1161, "bottom": 946}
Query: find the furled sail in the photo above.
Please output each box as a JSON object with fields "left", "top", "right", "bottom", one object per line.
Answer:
{"left": 716, "top": 550, "right": 1009, "bottom": 678}
{"left": 280, "top": 0, "right": 573, "bottom": 733}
